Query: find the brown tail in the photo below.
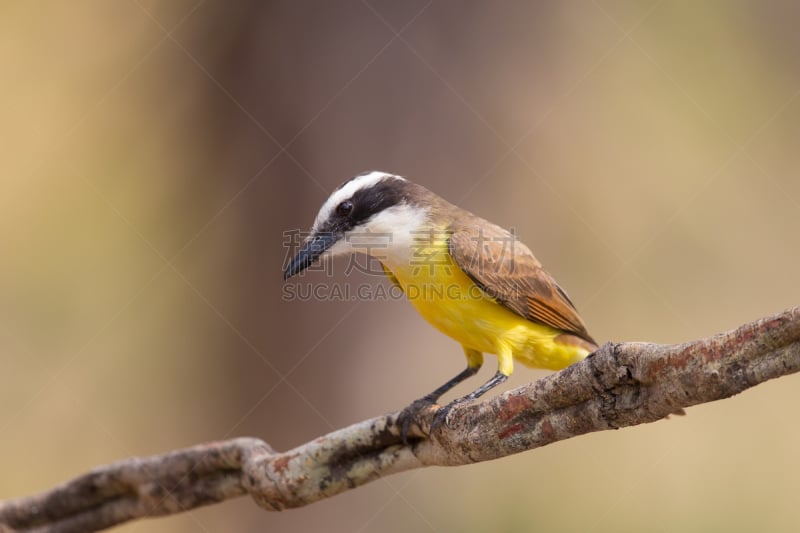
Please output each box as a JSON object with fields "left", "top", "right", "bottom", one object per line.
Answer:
{"left": 555, "top": 332, "right": 599, "bottom": 354}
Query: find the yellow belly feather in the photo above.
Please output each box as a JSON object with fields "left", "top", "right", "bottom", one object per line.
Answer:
{"left": 387, "top": 249, "right": 590, "bottom": 374}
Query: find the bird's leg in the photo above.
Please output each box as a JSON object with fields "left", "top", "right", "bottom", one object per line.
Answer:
{"left": 430, "top": 371, "right": 509, "bottom": 432}
{"left": 397, "top": 349, "right": 483, "bottom": 444}
{"left": 420, "top": 365, "right": 480, "bottom": 403}
{"left": 456, "top": 370, "right": 509, "bottom": 402}
{"left": 431, "top": 350, "right": 513, "bottom": 433}
{"left": 398, "top": 366, "right": 479, "bottom": 444}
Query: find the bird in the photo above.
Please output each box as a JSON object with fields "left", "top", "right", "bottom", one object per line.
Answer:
{"left": 283, "top": 171, "right": 597, "bottom": 438}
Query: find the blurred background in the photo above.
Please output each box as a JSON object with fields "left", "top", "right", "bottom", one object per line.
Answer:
{"left": 1, "top": 1, "right": 799, "bottom": 531}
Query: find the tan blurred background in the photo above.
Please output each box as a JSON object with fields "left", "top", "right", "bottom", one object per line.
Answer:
{"left": 1, "top": 1, "right": 799, "bottom": 531}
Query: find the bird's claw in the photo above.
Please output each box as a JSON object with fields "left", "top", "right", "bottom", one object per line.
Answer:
{"left": 397, "top": 396, "right": 438, "bottom": 445}
{"left": 398, "top": 396, "right": 473, "bottom": 443}
{"left": 429, "top": 405, "right": 450, "bottom": 434}
{"left": 430, "top": 398, "right": 469, "bottom": 434}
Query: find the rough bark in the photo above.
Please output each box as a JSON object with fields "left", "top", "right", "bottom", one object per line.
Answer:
{"left": 2, "top": 306, "right": 799, "bottom": 532}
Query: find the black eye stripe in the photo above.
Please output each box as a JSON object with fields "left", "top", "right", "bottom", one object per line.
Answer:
{"left": 321, "top": 177, "right": 410, "bottom": 236}
{"left": 348, "top": 180, "right": 406, "bottom": 225}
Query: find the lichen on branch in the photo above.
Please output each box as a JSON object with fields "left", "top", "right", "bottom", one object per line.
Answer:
{"left": 1, "top": 306, "right": 799, "bottom": 533}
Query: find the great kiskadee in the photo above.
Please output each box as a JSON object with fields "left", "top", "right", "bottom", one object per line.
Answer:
{"left": 284, "top": 171, "right": 597, "bottom": 432}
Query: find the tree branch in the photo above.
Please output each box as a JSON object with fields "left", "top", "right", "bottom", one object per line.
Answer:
{"left": 2, "top": 306, "right": 799, "bottom": 532}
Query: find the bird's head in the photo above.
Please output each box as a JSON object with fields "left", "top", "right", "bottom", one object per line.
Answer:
{"left": 283, "top": 171, "right": 429, "bottom": 280}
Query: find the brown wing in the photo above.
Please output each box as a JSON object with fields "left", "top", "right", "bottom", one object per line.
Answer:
{"left": 448, "top": 222, "right": 596, "bottom": 345}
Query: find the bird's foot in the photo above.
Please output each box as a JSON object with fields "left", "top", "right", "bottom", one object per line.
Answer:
{"left": 430, "top": 397, "right": 471, "bottom": 435}
{"left": 397, "top": 395, "right": 438, "bottom": 445}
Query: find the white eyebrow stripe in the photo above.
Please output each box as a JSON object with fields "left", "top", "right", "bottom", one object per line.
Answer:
{"left": 312, "top": 171, "right": 404, "bottom": 232}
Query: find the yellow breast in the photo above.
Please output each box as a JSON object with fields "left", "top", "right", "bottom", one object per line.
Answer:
{"left": 386, "top": 241, "right": 589, "bottom": 371}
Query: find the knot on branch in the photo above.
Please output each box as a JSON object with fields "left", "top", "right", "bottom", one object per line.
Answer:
{"left": 586, "top": 342, "right": 639, "bottom": 428}
{"left": 1, "top": 306, "right": 798, "bottom": 532}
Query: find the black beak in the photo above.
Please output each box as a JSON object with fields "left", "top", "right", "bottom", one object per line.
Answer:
{"left": 283, "top": 232, "right": 340, "bottom": 280}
